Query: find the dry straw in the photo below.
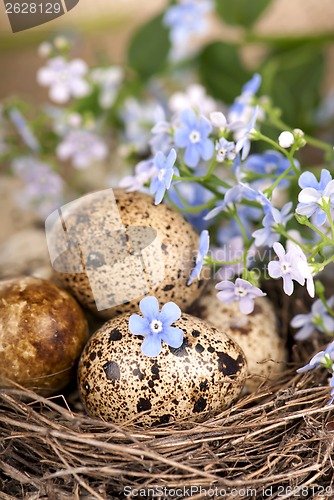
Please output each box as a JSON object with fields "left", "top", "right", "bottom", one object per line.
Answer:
{"left": 1, "top": 284, "right": 334, "bottom": 499}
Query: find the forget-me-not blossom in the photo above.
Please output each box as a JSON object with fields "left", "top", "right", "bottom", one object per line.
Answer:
{"left": 163, "top": 0, "right": 213, "bottom": 45}
{"left": 216, "top": 278, "right": 266, "bottom": 315}
{"left": 57, "top": 130, "right": 108, "bottom": 169}
{"left": 37, "top": 56, "right": 90, "bottom": 103}
{"left": 268, "top": 242, "right": 315, "bottom": 297}
{"left": 129, "top": 296, "right": 183, "bottom": 357}
{"left": 297, "top": 341, "right": 334, "bottom": 373}
{"left": 291, "top": 296, "right": 334, "bottom": 341}
{"left": 252, "top": 202, "right": 293, "bottom": 248}
{"left": 215, "top": 137, "right": 236, "bottom": 163}
{"left": 150, "top": 148, "right": 178, "bottom": 204}
{"left": 174, "top": 109, "right": 214, "bottom": 168}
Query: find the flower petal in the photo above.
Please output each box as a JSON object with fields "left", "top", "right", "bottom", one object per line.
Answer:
{"left": 295, "top": 202, "right": 317, "bottom": 218}
{"left": 154, "top": 184, "right": 166, "bottom": 205}
{"left": 294, "top": 324, "right": 314, "bottom": 341}
{"left": 282, "top": 275, "right": 294, "bottom": 296}
{"left": 141, "top": 334, "right": 162, "bottom": 357}
{"left": 49, "top": 84, "right": 70, "bottom": 104}
{"left": 154, "top": 151, "right": 165, "bottom": 170}
{"left": 298, "top": 171, "right": 317, "bottom": 190}
{"left": 290, "top": 314, "right": 308, "bottom": 328}
{"left": 319, "top": 168, "right": 332, "bottom": 190}
{"left": 314, "top": 208, "right": 327, "bottom": 226}
{"left": 159, "top": 301, "right": 181, "bottom": 325}
{"left": 174, "top": 127, "right": 190, "bottom": 148}
{"left": 180, "top": 108, "right": 197, "bottom": 128}
{"left": 129, "top": 314, "right": 150, "bottom": 335}
{"left": 324, "top": 179, "right": 334, "bottom": 197}
{"left": 298, "top": 187, "right": 320, "bottom": 204}
{"left": 184, "top": 144, "right": 200, "bottom": 168}
{"left": 239, "top": 296, "right": 255, "bottom": 314}
{"left": 160, "top": 326, "right": 183, "bottom": 348}
{"left": 200, "top": 138, "right": 214, "bottom": 161}
{"left": 187, "top": 262, "right": 201, "bottom": 285}
{"left": 273, "top": 242, "right": 286, "bottom": 260}
{"left": 165, "top": 148, "right": 177, "bottom": 169}
{"left": 139, "top": 296, "right": 160, "bottom": 322}
{"left": 216, "top": 289, "right": 235, "bottom": 303}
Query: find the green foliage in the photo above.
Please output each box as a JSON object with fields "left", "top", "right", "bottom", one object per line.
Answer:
{"left": 261, "top": 44, "right": 325, "bottom": 129}
{"left": 127, "top": 13, "right": 170, "bottom": 80}
{"left": 215, "top": 0, "right": 272, "bottom": 28}
{"left": 124, "top": 0, "right": 333, "bottom": 134}
{"left": 198, "top": 41, "right": 250, "bottom": 103}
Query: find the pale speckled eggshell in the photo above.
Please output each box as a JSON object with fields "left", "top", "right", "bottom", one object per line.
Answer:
{"left": 0, "top": 276, "right": 89, "bottom": 395}
{"left": 77, "top": 312, "right": 247, "bottom": 426}
{"left": 50, "top": 189, "right": 205, "bottom": 319}
{"left": 188, "top": 281, "right": 287, "bottom": 392}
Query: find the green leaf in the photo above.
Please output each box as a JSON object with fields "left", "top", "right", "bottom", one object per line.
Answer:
{"left": 261, "top": 44, "right": 325, "bottom": 130}
{"left": 127, "top": 13, "right": 170, "bottom": 79}
{"left": 198, "top": 41, "right": 250, "bottom": 103}
{"left": 215, "top": 0, "right": 272, "bottom": 28}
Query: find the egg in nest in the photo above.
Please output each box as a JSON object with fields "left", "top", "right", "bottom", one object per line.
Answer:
{"left": 0, "top": 276, "right": 88, "bottom": 395}
{"left": 47, "top": 189, "right": 206, "bottom": 319}
{"left": 78, "top": 312, "right": 247, "bottom": 425}
{"left": 189, "top": 281, "right": 287, "bottom": 392}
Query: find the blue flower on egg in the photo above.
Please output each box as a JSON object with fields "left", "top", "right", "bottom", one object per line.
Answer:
{"left": 129, "top": 296, "right": 184, "bottom": 357}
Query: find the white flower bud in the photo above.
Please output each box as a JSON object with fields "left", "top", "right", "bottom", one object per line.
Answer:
{"left": 278, "top": 131, "right": 294, "bottom": 148}
{"left": 293, "top": 128, "right": 304, "bottom": 137}
{"left": 54, "top": 36, "right": 69, "bottom": 50}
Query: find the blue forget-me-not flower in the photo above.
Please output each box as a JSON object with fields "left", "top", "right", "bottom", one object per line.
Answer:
{"left": 252, "top": 202, "right": 293, "bottom": 248}
{"left": 297, "top": 341, "right": 334, "bottom": 373}
{"left": 163, "top": 0, "right": 213, "bottom": 45}
{"left": 150, "top": 148, "right": 178, "bottom": 205}
{"left": 291, "top": 296, "right": 334, "bottom": 341}
{"left": 174, "top": 109, "right": 214, "bottom": 168}
{"left": 37, "top": 56, "right": 90, "bottom": 103}
{"left": 268, "top": 242, "right": 315, "bottom": 297}
{"left": 216, "top": 278, "right": 266, "bottom": 315}
{"left": 129, "top": 296, "right": 183, "bottom": 357}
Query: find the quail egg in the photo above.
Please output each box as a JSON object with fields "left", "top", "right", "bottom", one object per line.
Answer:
{"left": 78, "top": 311, "right": 247, "bottom": 425}
{"left": 0, "top": 276, "right": 89, "bottom": 395}
{"left": 189, "top": 281, "right": 287, "bottom": 392}
{"left": 48, "top": 189, "right": 206, "bottom": 319}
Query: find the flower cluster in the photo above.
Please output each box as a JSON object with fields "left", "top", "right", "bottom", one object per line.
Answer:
{"left": 117, "top": 69, "right": 334, "bottom": 336}
{"left": 0, "top": 38, "right": 124, "bottom": 219}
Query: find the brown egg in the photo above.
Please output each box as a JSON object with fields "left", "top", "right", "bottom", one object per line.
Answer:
{"left": 189, "top": 281, "right": 287, "bottom": 392}
{"left": 0, "top": 276, "right": 89, "bottom": 395}
{"left": 47, "top": 189, "right": 206, "bottom": 319}
{"left": 78, "top": 312, "right": 247, "bottom": 426}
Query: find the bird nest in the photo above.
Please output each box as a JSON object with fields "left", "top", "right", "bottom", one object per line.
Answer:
{"left": 1, "top": 284, "right": 334, "bottom": 499}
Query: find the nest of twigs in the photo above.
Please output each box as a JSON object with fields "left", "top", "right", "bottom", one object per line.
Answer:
{"left": 1, "top": 283, "right": 334, "bottom": 499}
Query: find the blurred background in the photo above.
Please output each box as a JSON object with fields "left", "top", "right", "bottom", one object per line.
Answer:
{"left": 1, "top": 0, "right": 334, "bottom": 100}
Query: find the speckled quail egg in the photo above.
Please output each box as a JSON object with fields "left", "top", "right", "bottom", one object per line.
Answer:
{"left": 0, "top": 276, "right": 89, "bottom": 395}
{"left": 78, "top": 312, "right": 247, "bottom": 425}
{"left": 188, "top": 281, "right": 287, "bottom": 392}
{"left": 48, "top": 189, "right": 206, "bottom": 319}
